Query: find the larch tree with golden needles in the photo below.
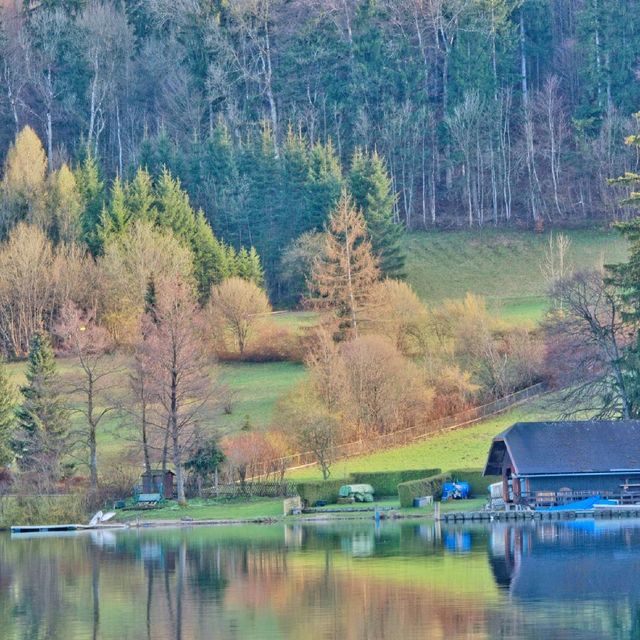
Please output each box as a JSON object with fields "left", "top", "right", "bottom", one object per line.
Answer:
{"left": 309, "top": 191, "right": 379, "bottom": 340}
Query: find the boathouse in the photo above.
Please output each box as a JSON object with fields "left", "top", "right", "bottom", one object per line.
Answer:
{"left": 483, "top": 421, "right": 640, "bottom": 507}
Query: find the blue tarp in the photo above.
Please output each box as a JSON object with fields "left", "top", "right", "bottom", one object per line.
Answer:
{"left": 537, "top": 496, "right": 618, "bottom": 512}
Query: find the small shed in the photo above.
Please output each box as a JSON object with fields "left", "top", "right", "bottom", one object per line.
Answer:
{"left": 484, "top": 420, "right": 640, "bottom": 507}
{"left": 141, "top": 469, "right": 175, "bottom": 499}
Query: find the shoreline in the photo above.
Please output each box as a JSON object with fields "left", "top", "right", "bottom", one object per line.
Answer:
{"left": 2, "top": 509, "right": 439, "bottom": 533}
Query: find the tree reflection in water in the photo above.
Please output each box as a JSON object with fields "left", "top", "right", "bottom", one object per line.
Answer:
{"left": 2, "top": 520, "right": 640, "bottom": 639}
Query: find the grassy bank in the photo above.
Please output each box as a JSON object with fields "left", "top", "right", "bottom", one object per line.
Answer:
{"left": 405, "top": 229, "right": 627, "bottom": 323}
{"left": 288, "top": 395, "right": 554, "bottom": 483}
{"left": 117, "top": 497, "right": 285, "bottom": 522}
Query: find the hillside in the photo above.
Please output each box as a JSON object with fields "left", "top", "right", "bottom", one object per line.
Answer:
{"left": 405, "top": 229, "right": 628, "bottom": 322}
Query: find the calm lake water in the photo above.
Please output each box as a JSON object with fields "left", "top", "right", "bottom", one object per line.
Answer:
{"left": 2, "top": 518, "right": 640, "bottom": 639}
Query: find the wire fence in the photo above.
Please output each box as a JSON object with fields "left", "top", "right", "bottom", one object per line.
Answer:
{"left": 250, "top": 382, "right": 547, "bottom": 477}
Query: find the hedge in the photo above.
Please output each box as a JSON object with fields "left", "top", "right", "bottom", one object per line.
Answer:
{"left": 448, "top": 469, "right": 500, "bottom": 497}
{"left": 397, "top": 473, "right": 450, "bottom": 508}
{"left": 295, "top": 479, "right": 348, "bottom": 506}
{"left": 350, "top": 469, "right": 441, "bottom": 497}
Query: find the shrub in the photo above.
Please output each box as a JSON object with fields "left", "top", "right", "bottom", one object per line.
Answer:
{"left": 350, "top": 469, "right": 441, "bottom": 497}
{"left": 295, "top": 479, "right": 348, "bottom": 506}
{"left": 241, "top": 322, "right": 302, "bottom": 362}
{"left": 0, "top": 493, "right": 87, "bottom": 527}
{"left": 397, "top": 473, "right": 450, "bottom": 508}
{"left": 208, "top": 277, "right": 271, "bottom": 356}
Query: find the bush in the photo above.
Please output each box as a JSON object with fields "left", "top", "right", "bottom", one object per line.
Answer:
{"left": 397, "top": 473, "right": 450, "bottom": 508}
{"left": 350, "top": 469, "right": 441, "bottom": 497}
{"left": 296, "top": 479, "right": 348, "bottom": 506}
{"left": 0, "top": 493, "right": 87, "bottom": 527}
{"left": 448, "top": 468, "right": 500, "bottom": 497}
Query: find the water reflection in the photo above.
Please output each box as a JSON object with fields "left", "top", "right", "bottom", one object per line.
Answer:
{"left": 1, "top": 519, "right": 640, "bottom": 639}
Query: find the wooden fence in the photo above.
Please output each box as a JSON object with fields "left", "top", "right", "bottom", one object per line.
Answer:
{"left": 251, "top": 382, "right": 547, "bottom": 478}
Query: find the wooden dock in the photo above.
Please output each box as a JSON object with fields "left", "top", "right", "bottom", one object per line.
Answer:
{"left": 438, "top": 507, "right": 640, "bottom": 523}
{"left": 10, "top": 523, "right": 126, "bottom": 535}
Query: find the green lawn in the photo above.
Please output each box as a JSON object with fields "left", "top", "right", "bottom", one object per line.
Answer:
{"left": 404, "top": 229, "right": 627, "bottom": 323}
{"left": 117, "top": 497, "right": 285, "bottom": 522}
{"left": 288, "top": 395, "right": 555, "bottom": 483}
{"left": 269, "top": 310, "right": 318, "bottom": 333}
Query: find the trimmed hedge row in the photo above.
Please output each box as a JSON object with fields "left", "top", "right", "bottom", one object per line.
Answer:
{"left": 296, "top": 468, "right": 499, "bottom": 507}
{"left": 398, "top": 473, "right": 450, "bottom": 508}
{"left": 296, "top": 468, "right": 443, "bottom": 505}
{"left": 350, "top": 469, "right": 441, "bottom": 496}
{"left": 296, "top": 479, "right": 349, "bottom": 506}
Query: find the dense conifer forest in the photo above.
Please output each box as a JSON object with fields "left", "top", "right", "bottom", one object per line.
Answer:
{"left": 2, "top": 1, "right": 640, "bottom": 258}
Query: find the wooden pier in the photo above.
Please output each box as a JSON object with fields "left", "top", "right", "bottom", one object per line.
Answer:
{"left": 439, "top": 507, "right": 640, "bottom": 523}
{"left": 10, "top": 523, "right": 126, "bottom": 535}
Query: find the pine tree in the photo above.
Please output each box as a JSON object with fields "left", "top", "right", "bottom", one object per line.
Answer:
{"left": 75, "top": 152, "right": 104, "bottom": 254}
{"left": 310, "top": 191, "right": 380, "bottom": 340}
{"left": 0, "top": 358, "right": 16, "bottom": 467}
{"left": 606, "top": 128, "right": 640, "bottom": 319}
{"left": 13, "top": 332, "right": 68, "bottom": 475}
{"left": 348, "top": 149, "right": 405, "bottom": 278}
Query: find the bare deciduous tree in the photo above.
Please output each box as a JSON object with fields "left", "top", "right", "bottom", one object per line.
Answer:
{"left": 141, "top": 277, "right": 212, "bottom": 504}
{"left": 545, "top": 269, "right": 633, "bottom": 419}
{"left": 55, "top": 302, "right": 119, "bottom": 492}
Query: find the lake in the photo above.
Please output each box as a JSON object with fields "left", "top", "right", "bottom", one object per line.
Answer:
{"left": 2, "top": 518, "right": 640, "bottom": 639}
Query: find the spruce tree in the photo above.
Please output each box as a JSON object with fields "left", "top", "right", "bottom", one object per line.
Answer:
{"left": 307, "top": 140, "right": 343, "bottom": 232}
{"left": 13, "top": 332, "right": 68, "bottom": 474}
{"left": 0, "top": 358, "right": 16, "bottom": 467}
{"left": 191, "top": 211, "right": 233, "bottom": 302}
{"left": 75, "top": 152, "right": 105, "bottom": 254}
{"left": 607, "top": 129, "right": 640, "bottom": 318}
{"left": 125, "top": 168, "right": 156, "bottom": 224}
{"left": 98, "top": 177, "right": 130, "bottom": 247}
{"left": 348, "top": 149, "right": 405, "bottom": 278}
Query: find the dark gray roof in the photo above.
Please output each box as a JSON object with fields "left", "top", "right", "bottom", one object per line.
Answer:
{"left": 486, "top": 421, "right": 640, "bottom": 476}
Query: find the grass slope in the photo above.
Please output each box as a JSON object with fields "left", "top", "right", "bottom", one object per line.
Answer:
{"left": 5, "top": 358, "right": 307, "bottom": 469}
{"left": 404, "top": 229, "right": 627, "bottom": 323}
{"left": 288, "top": 395, "right": 555, "bottom": 483}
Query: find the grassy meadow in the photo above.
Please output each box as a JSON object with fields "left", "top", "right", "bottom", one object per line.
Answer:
{"left": 405, "top": 229, "right": 627, "bottom": 323}
{"left": 5, "top": 357, "right": 307, "bottom": 470}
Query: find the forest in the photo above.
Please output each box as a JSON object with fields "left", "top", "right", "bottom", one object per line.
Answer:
{"left": 1, "top": 0, "right": 640, "bottom": 249}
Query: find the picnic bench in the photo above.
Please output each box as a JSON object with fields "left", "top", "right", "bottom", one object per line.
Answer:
{"left": 123, "top": 493, "right": 163, "bottom": 510}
